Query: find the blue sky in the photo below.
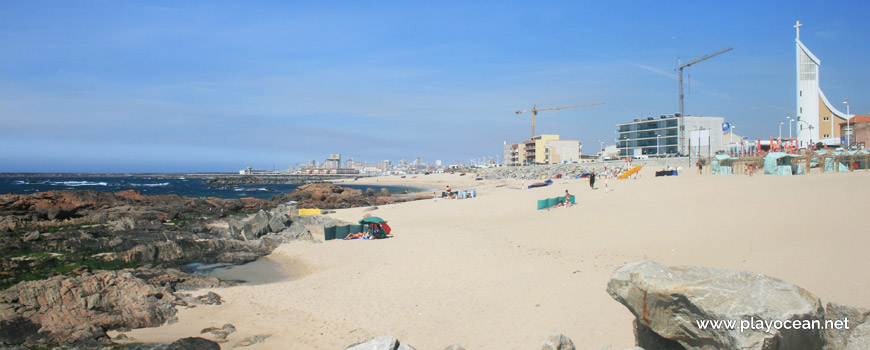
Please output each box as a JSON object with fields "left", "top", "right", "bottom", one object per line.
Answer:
{"left": 2, "top": 1, "right": 869, "bottom": 172}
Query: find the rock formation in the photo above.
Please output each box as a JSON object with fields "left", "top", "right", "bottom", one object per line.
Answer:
{"left": 270, "top": 183, "right": 425, "bottom": 209}
{"left": 0, "top": 270, "right": 178, "bottom": 345}
{"left": 608, "top": 261, "right": 826, "bottom": 350}
{"left": 824, "top": 302, "right": 870, "bottom": 350}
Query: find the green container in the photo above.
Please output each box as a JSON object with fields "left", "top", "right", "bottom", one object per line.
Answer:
{"left": 537, "top": 199, "right": 548, "bottom": 210}
{"left": 336, "top": 225, "right": 351, "bottom": 239}
{"left": 324, "top": 226, "right": 336, "bottom": 241}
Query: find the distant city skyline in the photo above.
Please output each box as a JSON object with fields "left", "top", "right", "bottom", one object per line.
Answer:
{"left": 1, "top": 1, "right": 869, "bottom": 172}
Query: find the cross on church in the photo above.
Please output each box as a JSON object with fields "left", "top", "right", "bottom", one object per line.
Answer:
{"left": 794, "top": 20, "right": 802, "bottom": 39}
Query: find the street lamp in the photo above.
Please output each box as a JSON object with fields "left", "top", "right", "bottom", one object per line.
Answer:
{"left": 779, "top": 120, "right": 785, "bottom": 143}
{"left": 786, "top": 114, "right": 794, "bottom": 140}
{"left": 844, "top": 98, "right": 851, "bottom": 149}
{"left": 729, "top": 125, "right": 736, "bottom": 155}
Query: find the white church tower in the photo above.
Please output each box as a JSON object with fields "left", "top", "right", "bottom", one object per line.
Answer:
{"left": 794, "top": 20, "right": 848, "bottom": 148}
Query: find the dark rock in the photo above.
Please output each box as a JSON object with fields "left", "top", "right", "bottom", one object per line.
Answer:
{"left": 195, "top": 292, "right": 223, "bottom": 305}
{"left": 243, "top": 210, "right": 271, "bottom": 238}
{"left": 0, "top": 317, "right": 47, "bottom": 344}
{"left": 632, "top": 319, "right": 686, "bottom": 350}
{"left": 443, "top": 345, "right": 466, "bottom": 350}
{"left": 167, "top": 336, "right": 220, "bottom": 350}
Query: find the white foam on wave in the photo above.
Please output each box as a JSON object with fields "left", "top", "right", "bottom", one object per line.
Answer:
{"left": 129, "top": 182, "right": 170, "bottom": 187}
{"left": 50, "top": 181, "right": 108, "bottom": 187}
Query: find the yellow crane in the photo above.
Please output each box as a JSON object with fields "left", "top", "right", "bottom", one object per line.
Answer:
{"left": 515, "top": 102, "right": 604, "bottom": 139}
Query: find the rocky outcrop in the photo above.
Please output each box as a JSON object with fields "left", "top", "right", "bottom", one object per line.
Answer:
{"left": 0, "top": 267, "right": 230, "bottom": 347}
{"left": 607, "top": 261, "right": 825, "bottom": 350}
{"left": 0, "top": 190, "right": 269, "bottom": 228}
{"left": 0, "top": 270, "right": 178, "bottom": 345}
{"left": 270, "top": 183, "right": 423, "bottom": 209}
{"left": 825, "top": 302, "right": 870, "bottom": 350}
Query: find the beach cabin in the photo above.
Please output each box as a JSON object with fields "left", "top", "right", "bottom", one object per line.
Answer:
{"left": 763, "top": 153, "right": 805, "bottom": 175}
{"left": 710, "top": 154, "right": 735, "bottom": 175}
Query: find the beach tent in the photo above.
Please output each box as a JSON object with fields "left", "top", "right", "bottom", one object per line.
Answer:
{"left": 814, "top": 151, "right": 851, "bottom": 172}
{"left": 840, "top": 150, "right": 870, "bottom": 170}
{"left": 763, "top": 152, "right": 804, "bottom": 175}
{"left": 710, "top": 154, "right": 735, "bottom": 175}
{"left": 359, "top": 216, "right": 391, "bottom": 238}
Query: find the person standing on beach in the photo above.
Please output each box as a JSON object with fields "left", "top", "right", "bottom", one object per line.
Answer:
{"left": 697, "top": 159, "right": 704, "bottom": 175}
{"left": 589, "top": 171, "right": 596, "bottom": 189}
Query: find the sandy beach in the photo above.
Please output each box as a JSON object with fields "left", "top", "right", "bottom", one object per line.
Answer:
{"left": 119, "top": 169, "right": 870, "bottom": 349}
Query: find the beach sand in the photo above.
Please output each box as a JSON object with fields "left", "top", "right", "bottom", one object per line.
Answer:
{"left": 117, "top": 169, "right": 870, "bottom": 349}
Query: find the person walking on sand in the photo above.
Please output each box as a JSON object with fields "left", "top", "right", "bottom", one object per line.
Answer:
{"left": 697, "top": 159, "right": 704, "bottom": 175}
{"left": 589, "top": 171, "right": 596, "bottom": 189}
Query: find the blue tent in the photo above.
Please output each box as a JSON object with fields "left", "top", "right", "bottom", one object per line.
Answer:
{"left": 763, "top": 153, "right": 804, "bottom": 175}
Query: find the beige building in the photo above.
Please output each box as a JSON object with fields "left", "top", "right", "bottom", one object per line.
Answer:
{"left": 504, "top": 135, "right": 581, "bottom": 165}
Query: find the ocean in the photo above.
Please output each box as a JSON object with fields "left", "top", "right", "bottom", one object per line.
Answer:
{"left": 0, "top": 175, "right": 421, "bottom": 201}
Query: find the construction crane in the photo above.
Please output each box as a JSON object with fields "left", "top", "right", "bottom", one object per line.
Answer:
{"left": 515, "top": 102, "right": 604, "bottom": 139}
{"left": 677, "top": 47, "right": 732, "bottom": 117}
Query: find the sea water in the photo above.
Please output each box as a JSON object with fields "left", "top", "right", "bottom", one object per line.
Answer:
{"left": 0, "top": 176, "right": 422, "bottom": 201}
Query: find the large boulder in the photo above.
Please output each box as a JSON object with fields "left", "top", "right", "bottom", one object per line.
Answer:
{"left": 607, "top": 261, "right": 825, "bottom": 350}
{"left": 825, "top": 302, "right": 870, "bottom": 350}
{"left": 0, "top": 270, "right": 178, "bottom": 345}
{"left": 243, "top": 210, "right": 272, "bottom": 238}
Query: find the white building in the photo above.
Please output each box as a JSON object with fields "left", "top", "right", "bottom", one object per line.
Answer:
{"left": 794, "top": 20, "right": 848, "bottom": 148}
{"left": 616, "top": 114, "right": 725, "bottom": 158}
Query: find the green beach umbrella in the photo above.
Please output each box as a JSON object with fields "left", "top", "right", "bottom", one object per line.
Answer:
{"left": 359, "top": 216, "right": 387, "bottom": 224}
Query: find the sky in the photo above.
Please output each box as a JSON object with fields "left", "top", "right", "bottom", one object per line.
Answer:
{"left": 1, "top": 1, "right": 869, "bottom": 172}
